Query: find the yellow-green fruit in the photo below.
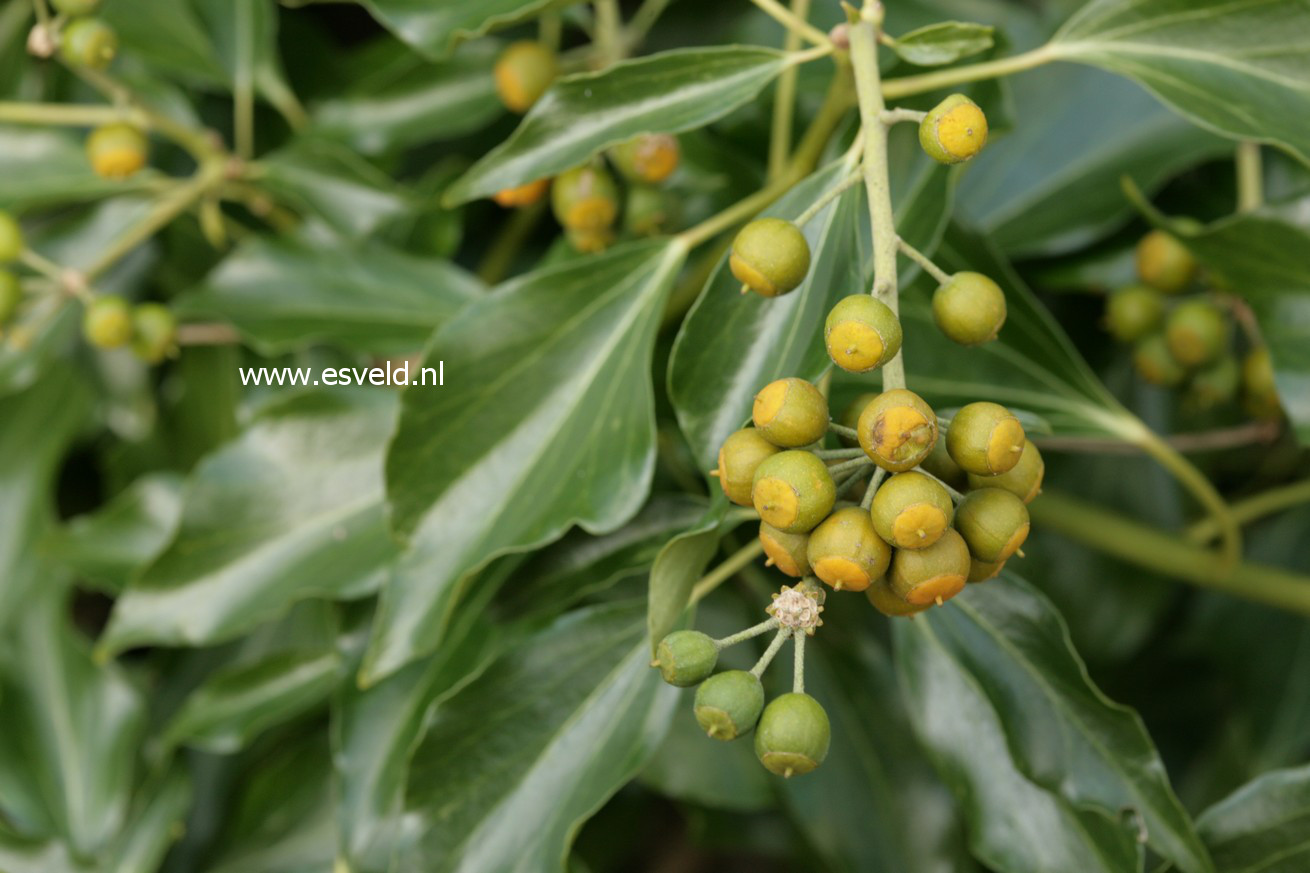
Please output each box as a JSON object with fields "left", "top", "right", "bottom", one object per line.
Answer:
{"left": 564, "top": 225, "right": 615, "bottom": 254}
{"left": 865, "top": 574, "right": 929, "bottom": 617}
{"left": 968, "top": 557, "right": 1006, "bottom": 584}
{"left": 0, "top": 271, "right": 20, "bottom": 325}
{"left": 0, "top": 212, "right": 21, "bottom": 263}
{"left": 759, "top": 522, "right": 811, "bottom": 578}
{"left": 551, "top": 164, "right": 619, "bottom": 232}
{"left": 1134, "top": 333, "right": 1186, "bottom": 387}
{"left": 954, "top": 488, "right": 1030, "bottom": 562}
{"left": 920, "top": 438, "right": 967, "bottom": 491}
{"left": 889, "top": 528, "right": 970, "bottom": 606}
{"left": 752, "top": 450, "right": 836, "bottom": 534}
{"left": 86, "top": 123, "right": 148, "bottom": 180}
{"left": 870, "top": 471, "right": 954, "bottom": 550}
{"left": 932, "top": 272, "right": 1006, "bottom": 346}
{"left": 695, "top": 670, "right": 764, "bottom": 740}
{"left": 60, "top": 17, "right": 118, "bottom": 69}
{"left": 1136, "top": 230, "right": 1196, "bottom": 294}
{"left": 493, "top": 41, "right": 558, "bottom": 113}
{"left": 919, "top": 94, "right": 988, "bottom": 164}
{"left": 967, "top": 440, "right": 1044, "bottom": 504}
{"left": 1190, "top": 355, "right": 1240, "bottom": 409}
{"left": 715, "top": 427, "right": 781, "bottom": 506}
{"left": 730, "top": 218, "right": 811, "bottom": 298}
{"left": 824, "top": 295, "right": 902, "bottom": 373}
{"left": 946, "top": 402, "right": 1025, "bottom": 477}
{"left": 752, "top": 377, "right": 828, "bottom": 447}
{"left": 1165, "top": 300, "right": 1227, "bottom": 368}
{"left": 1106, "top": 284, "right": 1165, "bottom": 342}
{"left": 130, "top": 303, "right": 176, "bottom": 364}
{"left": 82, "top": 295, "right": 133, "bottom": 348}
{"left": 609, "top": 133, "right": 680, "bottom": 184}
{"left": 654, "top": 630, "right": 718, "bottom": 687}
{"left": 1242, "top": 347, "right": 1281, "bottom": 419}
{"left": 857, "top": 389, "right": 938, "bottom": 473}
{"left": 624, "top": 185, "right": 671, "bottom": 236}
{"left": 806, "top": 506, "right": 892, "bottom": 592}
{"left": 754, "top": 693, "right": 830, "bottom": 777}
{"left": 52, "top": 0, "right": 100, "bottom": 13}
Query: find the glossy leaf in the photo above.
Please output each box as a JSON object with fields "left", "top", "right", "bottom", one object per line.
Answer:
{"left": 1194, "top": 764, "right": 1310, "bottom": 873}
{"left": 892, "top": 22, "right": 994, "bottom": 66}
{"left": 364, "top": 239, "right": 686, "bottom": 683}
{"left": 256, "top": 140, "right": 411, "bottom": 238}
{"left": 177, "top": 236, "right": 481, "bottom": 355}
{"left": 360, "top": 0, "right": 566, "bottom": 58}
{"left": 444, "top": 47, "right": 795, "bottom": 205}
{"left": 103, "top": 769, "right": 192, "bottom": 873}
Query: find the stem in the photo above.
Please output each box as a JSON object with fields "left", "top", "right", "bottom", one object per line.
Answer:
{"left": 881, "top": 45, "right": 1056, "bottom": 99}
{"left": 1031, "top": 491, "right": 1310, "bottom": 618}
{"left": 1236, "top": 141, "right": 1263, "bottom": 213}
{"left": 689, "top": 540, "right": 765, "bottom": 605}
{"left": 538, "top": 11, "right": 562, "bottom": 51}
{"left": 826, "top": 456, "right": 873, "bottom": 477}
{"left": 73, "top": 67, "right": 224, "bottom": 162}
{"left": 768, "top": 0, "right": 811, "bottom": 181}
{"left": 829, "top": 422, "right": 858, "bottom": 440}
{"left": 834, "top": 468, "right": 869, "bottom": 496}
{"left": 476, "top": 200, "right": 547, "bottom": 285}
{"left": 881, "top": 108, "right": 926, "bottom": 125}
{"left": 593, "top": 0, "right": 623, "bottom": 67}
{"left": 31, "top": 0, "right": 50, "bottom": 29}
{"left": 625, "top": 0, "right": 672, "bottom": 48}
{"left": 897, "top": 236, "right": 951, "bottom": 284}
{"left": 233, "top": 0, "right": 255, "bottom": 159}
{"left": 793, "top": 171, "right": 861, "bottom": 227}
{"left": 176, "top": 322, "right": 241, "bottom": 346}
{"left": 813, "top": 447, "right": 865, "bottom": 460}
{"left": 750, "top": 0, "right": 832, "bottom": 48}
{"left": 0, "top": 101, "right": 143, "bottom": 127}
{"left": 860, "top": 466, "right": 887, "bottom": 509}
{"left": 792, "top": 630, "right": 806, "bottom": 693}
{"left": 915, "top": 465, "right": 964, "bottom": 502}
{"left": 714, "top": 618, "right": 779, "bottom": 649}
{"left": 750, "top": 628, "right": 792, "bottom": 678}
{"left": 1188, "top": 479, "right": 1310, "bottom": 544}
{"left": 1034, "top": 420, "right": 1280, "bottom": 455}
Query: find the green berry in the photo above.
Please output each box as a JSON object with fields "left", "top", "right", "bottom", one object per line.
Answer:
{"left": 1134, "top": 333, "right": 1186, "bottom": 387}
{"left": 824, "top": 295, "right": 902, "bottom": 373}
{"left": 1105, "top": 284, "right": 1165, "bottom": 342}
{"left": 623, "top": 185, "right": 671, "bottom": 236}
{"left": 130, "top": 303, "right": 176, "bottom": 364}
{"left": 1190, "top": 355, "right": 1240, "bottom": 409}
{"left": 755, "top": 693, "right": 830, "bottom": 777}
{"left": 919, "top": 437, "right": 967, "bottom": 491}
{"left": 759, "top": 522, "right": 811, "bottom": 578}
{"left": 551, "top": 164, "right": 619, "bottom": 232}
{"left": 730, "top": 218, "right": 810, "bottom": 298}
{"left": 806, "top": 506, "right": 891, "bottom": 593}
{"left": 564, "top": 225, "right": 614, "bottom": 254}
{"left": 752, "top": 377, "right": 828, "bottom": 447}
{"left": 694, "top": 670, "right": 764, "bottom": 740}
{"left": 82, "top": 295, "right": 133, "bottom": 349}
{"left": 889, "top": 528, "right": 971, "bottom": 606}
{"left": 967, "top": 557, "right": 1006, "bottom": 584}
{"left": 856, "top": 389, "right": 938, "bottom": 473}
{"left": 870, "top": 471, "right": 954, "bottom": 550}
{"left": 715, "top": 427, "right": 781, "bottom": 506}
{"left": 0, "top": 271, "right": 20, "bottom": 325}
{"left": 946, "top": 402, "right": 1025, "bottom": 477}
{"left": 493, "top": 41, "right": 558, "bottom": 113}
{"left": 52, "top": 0, "right": 101, "bottom": 12}
{"left": 919, "top": 94, "right": 988, "bottom": 164}
{"left": 1242, "top": 347, "right": 1281, "bottom": 419}
{"left": 932, "top": 272, "right": 1006, "bottom": 346}
{"left": 86, "top": 123, "right": 149, "bottom": 179}
{"left": 967, "top": 440, "right": 1044, "bottom": 504}
{"left": 609, "top": 134, "right": 680, "bottom": 184}
{"left": 954, "top": 488, "right": 1030, "bottom": 562}
{"left": 654, "top": 630, "right": 718, "bottom": 687}
{"left": 865, "top": 573, "right": 929, "bottom": 617}
{"left": 0, "top": 211, "right": 23, "bottom": 263}
{"left": 751, "top": 450, "right": 836, "bottom": 534}
{"left": 1165, "top": 299, "right": 1227, "bottom": 368}
{"left": 1136, "top": 230, "right": 1195, "bottom": 294}
{"left": 60, "top": 17, "right": 118, "bottom": 70}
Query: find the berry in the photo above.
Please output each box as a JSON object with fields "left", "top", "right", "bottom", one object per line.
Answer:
{"left": 967, "top": 557, "right": 1006, "bottom": 584}
{"left": 715, "top": 427, "right": 781, "bottom": 506}
{"left": 551, "top": 164, "right": 619, "bottom": 232}
{"left": 1134, "top": 333, "right": 1186, "bottom": 387}
{"left": 932, "top": 272, "right": 1006, "bottom": 346}
{"left": 82, "top": 295, "right": 133, "bottom": 349}
{"left": 1165, "top": 300, "right": 1227, "bottom": 368}
{"left": 754, "top": 693, "right": 830, "bottom": 777}
{"left": 0, "top": 211, "right": 22, "bottom": 263}
{"left": 870, "top": 471, "right": 954, "bottom": 550}
{"left": 86, "top": 123, "right": 148, "bottom": 180}
{"left": 564, "top": 226, "right": 614, "bottom": 253}
{"left": 624, "top": 185, "right": 671, "bottom": 236}
{"left": 759, "top": 522, "right": 811, "bottom": 577}
{"left": 730, "top": 218, "right": 810, "bottom": 298}
{"left": 919, "top": 94, "right": 988, "bottom": 164}
{"left": 856, "top": 389, "right": 938, "bottom": 473}
{"left": 1242, "top": 347, "right": 1281, "bottom": 418}
{"left": 609, "top": 134, "right": 680, "bottom": 184}
{"left": 492, "top": 178, "right": 550, "bottom": 208}
{"left": 751, "top": 450, "right": 836, "bottom": 534}
{"left": 654, "top": 630, "right": 718, "bottom": 687}
{"left": 752, "top": 377, "right": 828, "bottom": 447}
{"left": 493, "top": 41, "right": 558, "bottom": 113}
{"left": 954, "top": 488, "right": 1030, "bottom": 562}
{"left": 1136, "top": 230, "right": 1195, "bottom": 294}
{"left": 967, "top": 440, "right": 1043, "bottom": 504}
{"left": 1190, "top": 355, "right": 1240, "bottom": 408}
{"left": 0, "top": 271, "right": 20, "bottom": 325}
{"left": 60, "top": 17, "right": 118, "bottom": 70}
{"left": 1106, "top": 284, "right": 1165, "bottom": 342}
{"left": 865, "top": 574, "right": 929, "bottom": 617}
{"left": 946, "top": 402, "right": 1025, "bottom": 477}
{"left": 52, "top": 0, "right": 100, "bottom": 12}
{"left": 130, "top": 303, "right": 177, "bottom": 364}
{"left": 889, "top": 528, "right": 970, "bottom": 606}
{"left": 694, "top": 670, "right": 764, "bottom": 740}
{"left": 806, "top": 506, "right": 891, "bottom": 592}
{"left": 824, "top": 295, "right": 902, "bottom": 372}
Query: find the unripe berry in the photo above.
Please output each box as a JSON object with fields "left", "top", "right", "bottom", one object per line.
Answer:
{"left": 752, "top": 450, "right": 836, "bottom": 534}
{"left": 60, "top": 17, "right": 118, "bottom": 70}
{"left": 946, "top": 402, "right": 1025, "bottom": 477}
{"left": 954, "top": 488, "right": 1030, "bottom": 562}
{"left": 967, "top": 439, "right": 1043, "bottom": 504}
{"left": 1190, "top": 355, "right": 1240, "bottom": 408}
{"left": 920, "top": 437, "right": 967, "bottom": 491}
{"left": 759, "top": 522, "right": 811, "bottom": 578}
{"left": 857, "top": 389, "right": 938, "bottom": 473}
{"left": 654, "top": 630, "right": 718, "bottom": 687}
{"left": 752, "top": 377, "right": 828, "bottom": 447}
{"left": 564, "top": 225, "right": 614, "bottom": 253}
{"left": 754, "top": 692, "right": 830, "bottom": 777}
{"left": 715, "top": 427, "right": 781, "bottom": 506}
{"left": 86, "top": 123, "right": 148, "bottom": 180}
{"left": 0, "top": 271, "right": 20, "bottom": 325}
{"left": 695, "top": 670, "right": 764, "bottom": 740}
{"left": 1242, "top": 347, "right": 1281, "bottom": 419}
{"left": 919, "top": 94, "right": 988, "bottom": 164}
{"left": 806, "top": 506, "right": 892, "bottom": 592}
{"left": 492, "top": 178, "right": 549, "bottom": 208}
{"left": 1105, "top": 284, "right": 1165, "bottom": 342}
{"left": 865, "top": 573, "right": 929, "bottom": 617}
{"left": 82, "top": 295, "right": 133, "bottom": 349}
{"left": 1134, "top": 333, "right": 1186, "bottom": 387}
{"left": 130, "top": 303, "right": 176, "bottom": 364}
{"left": 493, "top": 41, "right": 558, "bottom": 113}
{"left": 1136, "top": 230, "right": 1195, "bottom": 294}
{"left": 730, "top": 218, "right": 810, "bottom": 298}
{"left": 824, "top": 295, "right": 902, "bottom": 372}
{"left": 932, "top": 272, "right": 1006, "bottom": 346}
{"left": 52, "top": 0, "right": 100, "bottom": 12}
{"left": 870, "top": 471, "right": 954, "bottom": 550}
{"left": 609, "top": 133, "right": 680, "bottom": 184}
{"left": 551, "top": 164, "right": 619, "bottom": 232}
{"left": 967, "top": 557, "right": 1006, "bottom": 584}
{"left": 623, "top": 185, "right": 671, "bottom": 236}
{"left": 889, "top": 528, "right": 970, "bottom": 606}
{"left": 1165, "top": 299, "right": 1227, "bottom": 368}
{"left": 0, "top": 211, "right": 22, "bottom": 263}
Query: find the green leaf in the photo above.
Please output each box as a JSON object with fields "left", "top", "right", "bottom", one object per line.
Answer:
{"left": 102, "top": 769, "right": 191, "bottom": 873}
{"left": 0, "top": 127, "right": 154, "bottom": 211}
{"left": 99, "top": 390, "right": 399, "bottom": 656}
{"left": 444, "top": 47, "right": 795, "bottom": 206}
{"left": 256, "top": 140, "right": 411, "bottom": 238}
{"left": 896, "top": 575, "right": 1212, "bottom": 873}
{"left": 364, "top": 239, "right": 686, "bottom": 683}
{"left": 1050, "top": 0, "right": 1310, "bottom": 163}
{"left": 359, "top": 0, "right": 568, "bottom": 58}
{"left": 891, "top": 22, "right": 995, "bottom": 66}
{"left": 395, "top": 601, "right": 678, "bottom": 873}
{"left": 176, "top": 236, "right": 481, "bottom": 355}
{"left": 1195, "top": 764, "right": 1310, "bottom": 873}
{"left": 102, "top": 0, "right": 227, "bottom": 85}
